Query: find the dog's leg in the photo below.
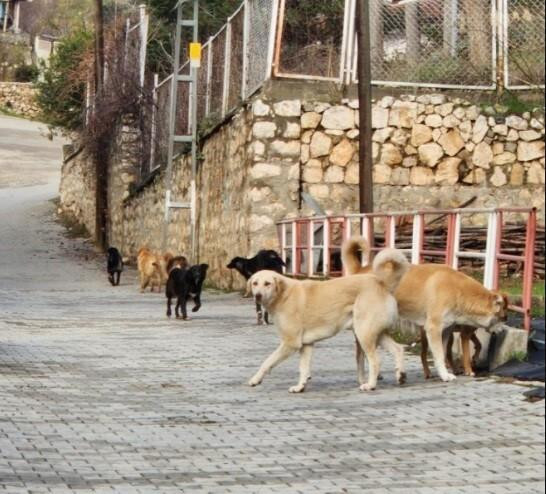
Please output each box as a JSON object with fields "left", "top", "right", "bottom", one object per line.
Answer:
{"left": 358, "top": 339, "right": 381, "bottom": 392}
{"left": 140, "top": 274, "right": 149, "bottom": 293}
{"left": 425, "top": 317, "right": 456, "bottom": 382}
{"left": 354, "top": 334, "right": 366, "bottom": 386}
{"left": 175, "top": 297, "right": 181, "bottom": 319}
{"left": 180, "top": 293, "right": 189, "bottom": 320}
{"left": 248, "top": 343, "right": 296, "bottom": 387}
{"left": 108, "top": 274, "right": 115, "bottom": 286}
{"left": 116, "top": 271, "right": 121, "bottom": 286}
{"left": 445, "top": 331, "right": 456, "bottom": 372}
{"left": 420, "top": 327, "right": 432, "bottom": 379}
{"left": 192, "top": 294, "right": 201, "bottom": 313}
{"left": 167, "top": 296, "right": 172, "bottom": 318}
{"left": 256, "top": 302, "right": 264, "bottom": 326}
{"left": 264, "top": 311, "right": 270, "bottom": 325}
{"left": 379, "top": 334, "right": 406, "bottom": 385}
{"left": 289, "top": 344, "right": 313, "bottom": 393}
{"left": 461, "top": 331, "right": 475, "bottom": 377}
{"left": 471, "top": 331, "right": 482, "bottom": 368}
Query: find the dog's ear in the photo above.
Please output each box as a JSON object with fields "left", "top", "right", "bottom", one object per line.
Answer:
{"left": 274, "top": 274, "right": 286, "bottom": 294}
{"left": 201, "top": 264, "right": 209, "bottom": 273}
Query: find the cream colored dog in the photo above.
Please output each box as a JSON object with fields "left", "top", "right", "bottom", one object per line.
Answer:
{"left": 343, "top": 237, "right": 508, "bottom": 383}
{"left": 247, "top": 248, "right": 410, "bottom": 393}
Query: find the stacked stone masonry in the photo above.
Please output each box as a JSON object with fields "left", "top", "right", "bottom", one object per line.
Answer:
{"left": 60, "top": 88, "right": 545, "bottom": 290}
{"left": 0, "top": 82, "right": 40, "bottom": 119}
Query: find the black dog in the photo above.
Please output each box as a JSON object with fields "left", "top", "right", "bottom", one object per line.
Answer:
{"left": 227, "top": 250, "right": 285, "bottom": 325}
{"left": 107, "top": 247, "right": 124, "bottom": 286}
{"left": 166, "top": 264, "right": 209, "bottom": 320}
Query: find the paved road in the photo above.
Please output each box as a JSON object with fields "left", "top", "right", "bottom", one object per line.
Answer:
{"left": 0, "top": 115, "right": 545, "bottom": 494}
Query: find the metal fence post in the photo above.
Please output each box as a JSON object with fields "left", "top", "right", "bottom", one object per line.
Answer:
{"left": 149, "top": 73, "right": 159, "bottom": 173}
{"left": 139, "top": 4, "right": 149, "bottom": 89}
{"left": 222, "top": 21, "right": 232, "bottom": 117}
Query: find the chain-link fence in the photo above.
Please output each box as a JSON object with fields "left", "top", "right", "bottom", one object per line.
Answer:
{"left": 504, "top": 0, "right": 545, "bottom": 88}
{"left": 359, "top": 0, "right": 497, "bottom": 88}
{"left": 143, "top": 0, "right": 278, "bottom": 176}
{"left": 274, "top": 0, "right": 348, "bottom": 81}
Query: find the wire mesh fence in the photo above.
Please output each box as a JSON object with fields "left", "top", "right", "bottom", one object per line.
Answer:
{"left": 505, "top": 0, "right": 545, "bottom": 88}
{"left": 138, "top": 0, "right": 544, "bottom": 178}
{"left": 247, "top": 0, "right": 277, "bottom": 94}
{"left": 349, "top": 0, "right": 497, "bottom": 88}
{"left": 274, "top": 0, "right": 348, "bottom": 81}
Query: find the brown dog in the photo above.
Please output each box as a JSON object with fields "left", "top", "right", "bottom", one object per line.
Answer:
{"left": 343, "top": 237, "right": 508, "bottom": 383}
{"left": 420, "top": 326, "right": 483, "bottom": 378}
{"left": 137, "top": 248, "right": 173, "bottom": 293}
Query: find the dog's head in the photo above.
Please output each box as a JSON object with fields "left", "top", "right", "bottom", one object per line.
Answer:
{"left": 247, "top": 270, "right": 286, "bottom": 308}
{"left": 167, "top": 256, "right": 188, "bottom": 273}
{"left": 491, "top": 291, "right": 510, "bottom": 323}
{"left": 227, "top": 257, "right": 252, "bottom": 279}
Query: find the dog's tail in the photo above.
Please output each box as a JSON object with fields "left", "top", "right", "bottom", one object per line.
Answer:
{"left": 342, "top": 236, "right": 370, "bottom": 275}
{"left": 372, "top": 248, "right": 409, "bottom": 293}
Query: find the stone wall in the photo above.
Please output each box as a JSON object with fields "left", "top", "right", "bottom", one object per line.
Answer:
{"left": 0, "top": 82, "right": 40, "bottom": 119}
{"left": 59, "top": 146, "right": 96, "bottom": 237}
{"left": 59, "top": 83, "right": 545, "bottom": 290}
{"left": 248, "top": 92, "right": 544, "bottom": 225}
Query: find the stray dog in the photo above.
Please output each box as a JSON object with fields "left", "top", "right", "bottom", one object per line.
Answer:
{"left": 167, "top": 256, "right": 188, "bottom": 273}
{"left": 342, "top": 237, "right": 508, "bottom": 383}
{"left": 247, "top": 248, "right": 409, "bottom": 393}
{"left": 227, "top": 250, "right": 285, "bottom": 325}
{"left": 166, "top": 264, "right": 209, "bottom": 320}
{"left": 420, "top": 325, "right": 483, "bottom": 378}
{"left": 107, "top": 247, "right": 123, "bottom": 286}
{"left": 137, "top": 248, "right": 172, "bottom": 293}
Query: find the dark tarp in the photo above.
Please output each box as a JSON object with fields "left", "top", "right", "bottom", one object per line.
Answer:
{"left": 492, "top": 319, "right": 545, "bottom": 382}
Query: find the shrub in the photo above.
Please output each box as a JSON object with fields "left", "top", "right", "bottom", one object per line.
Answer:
{"left": 15, "top": 64, "right": 39, "bottom": 83}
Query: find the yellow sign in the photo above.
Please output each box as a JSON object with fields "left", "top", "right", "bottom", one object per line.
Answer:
{"left": 189, "top": 42, "right": 202, "bottom": 68}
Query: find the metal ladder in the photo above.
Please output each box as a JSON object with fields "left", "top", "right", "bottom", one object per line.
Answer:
{"left": 163, "top": 0, "right": 199, "bottom": 260}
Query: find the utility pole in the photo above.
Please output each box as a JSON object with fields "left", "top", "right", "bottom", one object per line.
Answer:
{"left": 94, "top": 0, "right": 107, "bottom": 249}
{"left": 356, "top": 0, "right": 374, "bottom": 214}
{"left": 94, "top": 0, "right": 105, "bottom": 92}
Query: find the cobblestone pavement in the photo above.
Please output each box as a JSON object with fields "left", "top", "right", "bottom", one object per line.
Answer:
{"left": 0, "top": 116, "right": 545, "bottom": 493}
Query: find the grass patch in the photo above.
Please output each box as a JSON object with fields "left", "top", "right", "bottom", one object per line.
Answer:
{"left": 508, "top": 351, "right": 528, "bottom": 363}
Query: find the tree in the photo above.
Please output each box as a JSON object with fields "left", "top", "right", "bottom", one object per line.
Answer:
{"left": 35, "top": 28, "right": 93, "bottom": 129}
{"left": 462, "top": 0, "right": 490, "bottom": 70}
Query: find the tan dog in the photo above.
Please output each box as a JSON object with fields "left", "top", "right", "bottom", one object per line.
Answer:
{"left": 343, "top": 237, "right": 508, "bottom": 383}
{"left": 137, "top": 248, "right": 173, "bottom": 293}
{"left": 247, "top": 248, "right": 410, "bottom": 393}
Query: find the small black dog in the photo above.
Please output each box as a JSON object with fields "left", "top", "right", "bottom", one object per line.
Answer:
{"left": 166, "top": 264, "right": 209, "bottom": 320}
{"left": 107, "top": 247, "right": 124, "bottom": 286}
{"left": 227, "top": 250, "right": 285, "bottom": 325}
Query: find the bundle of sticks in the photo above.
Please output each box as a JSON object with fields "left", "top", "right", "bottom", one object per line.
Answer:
{"left": 373, "top": 222, "right": 545, "bottom": 279}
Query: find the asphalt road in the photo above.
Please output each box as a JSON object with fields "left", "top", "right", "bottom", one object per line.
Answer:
{"left": 0, "top": 115, "right": 545, "bottom": 494}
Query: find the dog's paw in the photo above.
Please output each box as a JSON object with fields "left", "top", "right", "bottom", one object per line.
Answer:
{"left": 440, "top": 372, "right": 457, "bottom": 382}
{"left": 289, "top": 384, "right": 305, "bottom": 393}
{"left": 464, "top": 371, "right": 476, "bottom": 377}
{"left": 360, "top": 383, "right": 376, "bottom": 392}
{"left": 397, "top": 371, "right": 407, "bottom": 385}
{"left": 248, "top": 376, "right": 262, "bottom": 387}
{"left": 192, "top": 306, "right": 200, "bottom": 313}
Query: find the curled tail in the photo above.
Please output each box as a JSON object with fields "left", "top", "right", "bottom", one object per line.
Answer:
{"left": 372, "top": 248, "right": 410, "bottom": 293}
{"left": 341, "top": 236, "right": 370, "bottom": 275}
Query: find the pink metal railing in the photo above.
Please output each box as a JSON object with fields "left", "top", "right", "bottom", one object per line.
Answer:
{"left": 277, "top": 207, "right": 538, "bottom": 330}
